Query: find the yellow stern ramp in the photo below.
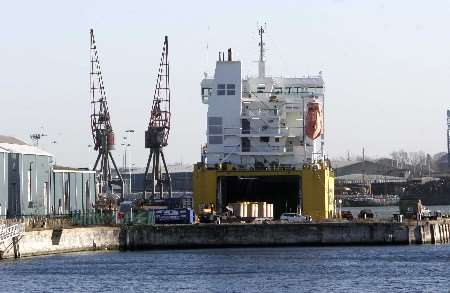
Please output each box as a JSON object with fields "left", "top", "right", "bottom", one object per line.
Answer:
{"left": 192, "top": 162, "right": 335, "bottom": 219}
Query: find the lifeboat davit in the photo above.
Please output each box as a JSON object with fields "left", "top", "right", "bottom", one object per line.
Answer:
{"left": 305, "top": 101, "right": 322, "bottom": 140}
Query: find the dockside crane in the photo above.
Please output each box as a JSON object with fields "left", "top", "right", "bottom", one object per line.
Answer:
{"left": 89, "top": 29, "right": 124, "bottom": 199}
{"left": 144, "top": 36, "right": 172, "bottom": 199}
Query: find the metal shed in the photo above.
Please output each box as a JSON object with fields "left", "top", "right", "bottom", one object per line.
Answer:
{"left": 0, "top": 135, "right": 53, "bottom": 216}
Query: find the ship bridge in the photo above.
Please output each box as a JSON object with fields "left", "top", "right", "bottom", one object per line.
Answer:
{"left": 200, "top": 44, "right": 325, "bottom": 170}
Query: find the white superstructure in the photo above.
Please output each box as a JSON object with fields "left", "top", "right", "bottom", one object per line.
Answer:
{"left": 200, "top": 28, "right": 325, "bottom": 169}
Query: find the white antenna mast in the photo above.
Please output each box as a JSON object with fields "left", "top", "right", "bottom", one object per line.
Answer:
{"left": 258, "top": 24, "right": 266, "bottom": 78}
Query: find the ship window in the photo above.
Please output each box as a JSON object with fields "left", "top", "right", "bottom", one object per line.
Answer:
{"left": 217, "top": 84, "right": 226, "bottom": 95}
{"left": 202, "top": 87, "right": 212, "bottom": 96}
{"left": 208, "top": 117, "right": 222, "bottom": 125}
{"left": 275, "top": 137, "right": 280, "bottom": 142}
{"left": 208, "top": 117, "right": 223, "bottom": 139}
{"left": 208, "top": 125, "right": 222, "bottom": 135}
{"left": 260, "top": 137, "right": 270, "bottom": 143}
{"left": 209, "top": 136, "right": 223, "bottom": 144}
{"left": 274, "top": 87, "right": 282, "bottom": 94}
{"left": 227, "top": 84, "right": 235, "bottom": 95}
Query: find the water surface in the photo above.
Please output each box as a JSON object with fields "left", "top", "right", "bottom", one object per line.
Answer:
{"left": 1, "top": 245, "right": 450, "bottom": 292}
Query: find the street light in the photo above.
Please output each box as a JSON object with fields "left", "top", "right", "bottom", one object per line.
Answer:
{"left": 125, "top": 130, "right": 135, "bottom": 194}
{"left": 88, "top": 144, "right": 93, "bottom": 170}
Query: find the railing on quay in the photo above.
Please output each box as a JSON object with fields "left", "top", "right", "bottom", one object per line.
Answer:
{"left": 0, "top": 210, "right": 157, "bottom": 230}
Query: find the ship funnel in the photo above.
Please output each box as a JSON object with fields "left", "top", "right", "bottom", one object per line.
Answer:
{"left": 227, "top": 48, "right": 232, "bottom": 61}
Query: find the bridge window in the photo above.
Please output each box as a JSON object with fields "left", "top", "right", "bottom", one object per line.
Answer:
{"left": 227, "top": 84, "right": 236, "bottom": 95}
{"left": 217, "top": 84, "right": 226, "bottom": 95}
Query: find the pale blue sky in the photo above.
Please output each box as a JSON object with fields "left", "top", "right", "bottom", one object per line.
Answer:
{"left": 1, "top": 0, "right": 449, "bottom": 167}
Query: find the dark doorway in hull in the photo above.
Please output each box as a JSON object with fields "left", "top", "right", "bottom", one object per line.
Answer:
{"left": 220, "top": 175, "right": 301, "bottom": 219}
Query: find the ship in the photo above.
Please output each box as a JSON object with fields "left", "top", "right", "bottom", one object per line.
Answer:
{"left": 192, "top": 27, "right": 335, "bottom": 219}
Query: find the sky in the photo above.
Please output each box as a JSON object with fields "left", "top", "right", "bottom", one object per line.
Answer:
{"left": 1, "top": 0, "right": 450, "bottom": 167}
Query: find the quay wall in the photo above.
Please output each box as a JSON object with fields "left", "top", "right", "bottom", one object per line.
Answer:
{"left": 5, "top": 221, "right": 450, "bottom": 259}
{"left": 415, "top": 221, "right": 450, "bottom": 244}
{"left": 123, "top": 223, "right": 410, "bottom": 250}
{"left": 2, "top": 227, "right": 120, "bottom": 259}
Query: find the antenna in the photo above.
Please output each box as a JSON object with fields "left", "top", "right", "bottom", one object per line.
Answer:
{"left": 259, "top": 26, "right": 265, "bottom": 62}
{"left": 258, "top": 24, "right": 267, "bottom": 78}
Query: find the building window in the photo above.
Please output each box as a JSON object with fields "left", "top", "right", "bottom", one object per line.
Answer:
{"left": 217, "top": 84, "right": 226, "bottom": 95}
{"left": 227, "top": 84, "right": 235, "bottom": 95}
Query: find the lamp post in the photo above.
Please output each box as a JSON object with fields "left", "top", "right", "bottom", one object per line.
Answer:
{"left": 121, "top": 142, "right": 131, "bottom": 194}
{"left": 125, "top": 130, "right": 135, "bottom": 194}
{"left": 87, "top": 144, "right": 94, "bottom": 170}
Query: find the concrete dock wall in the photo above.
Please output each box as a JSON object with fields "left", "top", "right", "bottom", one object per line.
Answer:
{"left": 122, "top": 223, "right": 411, "bottom": 250}
{"left": 2, "top": 227, "right": 120, "bottom": 259}
{"left": 3, "top": 221, "right": 449, "bottom": 260}
{"left": 416, "top": 222, "right": 450, "bottom": 244}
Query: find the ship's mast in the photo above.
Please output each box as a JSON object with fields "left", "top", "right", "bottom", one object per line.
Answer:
{"left": 258, "top": 26, "right": 266, "bottom": 78}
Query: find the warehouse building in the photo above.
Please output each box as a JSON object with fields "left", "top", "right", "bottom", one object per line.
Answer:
{"left": 51, "top": 166, "right": 96, "bottom": 215}
{"left": 0, "top": 135, "right": 96, "bottom": 217}
{"left": 118, "top": 164, "right": 193, "bottom": 195}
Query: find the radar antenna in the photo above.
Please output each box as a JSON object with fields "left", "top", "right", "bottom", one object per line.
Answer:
{"left": 144, "top": 36, "right": 172, "bottom": 199}
{"left": 89, "top": 29, "right": 124, "bottom": 198}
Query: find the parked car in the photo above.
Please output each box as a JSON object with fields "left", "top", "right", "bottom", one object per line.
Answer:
{"left": 341, "top": 210, "right": 353, "bottom": 220}
{"left": 280, "top": 213, "right": 307, "bottom": 223}
{"left": 358, "top": 209, "right": 375, "bottom": 219}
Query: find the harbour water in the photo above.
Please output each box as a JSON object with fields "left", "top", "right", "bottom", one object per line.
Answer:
{"left": 2, "top": 245, "right": 450, "bottom": 292}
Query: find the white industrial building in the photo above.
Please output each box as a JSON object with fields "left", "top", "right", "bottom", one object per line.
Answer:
{"left": 0, "top": 135, "right": 96, "bottom": 217}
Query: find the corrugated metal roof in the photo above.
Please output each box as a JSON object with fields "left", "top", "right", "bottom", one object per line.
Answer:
{"left": 331, "top": 160, "right": 363, "bottom": 169}
{"left": 0, "top": 141, "right": 53, "bottom": 157}
{"left": 0, "top": 135, "right": 28, "bottom": 145}
{"left": 0, "top": 135, "right": 53, "bottom": 156}
{"left": 335, "top": 173, "right": 406, "bottom": 183}
{"left": 53, "top": 165, "right": 95, "bottom": 173}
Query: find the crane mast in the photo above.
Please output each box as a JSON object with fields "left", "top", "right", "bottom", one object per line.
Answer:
{"left": 144, "top": 36, "right": 172, "bottom": 199}
{"left": 89, "top": 29, "right": 124, "bottom": 199}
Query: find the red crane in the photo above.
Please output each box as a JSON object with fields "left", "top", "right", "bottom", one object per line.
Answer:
{"left": 144, "top": 36, "right": 172, "bottom": 199}
{"left": 90, "top": 29, "right": 123, "bottom": 198}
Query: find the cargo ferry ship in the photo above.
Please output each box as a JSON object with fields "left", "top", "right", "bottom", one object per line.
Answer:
{"left": 192, "top": 27, "right": 335, "bottom": 219}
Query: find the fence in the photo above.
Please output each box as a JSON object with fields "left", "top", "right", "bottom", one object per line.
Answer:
{"left": 0, "top": 210, "right": 157, "bottom": 230}
{"left": 72, "top": 210, "right": 156, "bottom": 226}
{"left": 117, "top": 210, "right": 155, "bottom": 225}
{"left": 0, "top": 215, "right": 72, "bottom": 231}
